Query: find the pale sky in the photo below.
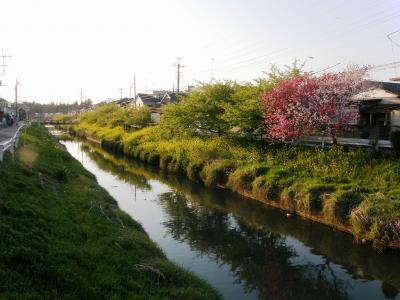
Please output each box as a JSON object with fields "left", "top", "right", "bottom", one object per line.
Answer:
{"left": 0, "top": 0, "right": 399, "bottom": 103}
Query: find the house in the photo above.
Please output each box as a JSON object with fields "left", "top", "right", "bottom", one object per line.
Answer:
{"left": 159, "top": 92, "right": 182, "bottom": 105}
{"left": 135, "top": 93, "right": 161, "bottom": 108}
{"left": 0, "top": 97, "right": 9, "bottom": 112}
{"left": 116, "top": 97, "right": 134, "bottom": 107}
{"left": 0, "top": 98, "right": 13, "bottom": 127}
{"left": 352, "top": 81, "right": 400, "bottom": 139}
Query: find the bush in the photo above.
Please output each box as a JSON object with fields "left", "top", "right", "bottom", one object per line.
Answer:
{"left": 390, "top": 130, "right": 400, "bottom": 157}
{"left": 300, "top": 184, "right": 336, "bottom": 214}
{"left": 54, "top": 166, "right": 70, "bottom": 183}
{"left": 186, "top": 160, "right": 205, "bottom": 182}
{"left": 201, "top": 160, "right": 236, "bottom": 187}
{"left": 139, "top": 150, "right": 149, "bottom": 162}
{"left": 160, "top": 154, "right": 173, "bottom": 170}
{"left": 350, "top": 193, "right": 400, "bottom": 249}
{"left": 147, "top": 152, "right": 160, "bottom": 166}
{"left": 228, "top": 164, "right": 269, "bottom": 192}
{"left": 323, "top": 190, "right": 363, "bottom": 223}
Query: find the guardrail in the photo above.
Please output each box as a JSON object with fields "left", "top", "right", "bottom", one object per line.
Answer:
{"left": 294, "top": 136, "right": 392, "bottom": 149}
{"left": 0, "top": 125, "right": 25, "bottom": 162}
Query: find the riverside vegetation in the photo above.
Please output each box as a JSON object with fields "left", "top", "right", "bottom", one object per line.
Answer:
{"left": 70, "top": 65, "right": 400, "bottom": 250}
{"left": 0, "top": 126, "right": 221, "bottom": 299}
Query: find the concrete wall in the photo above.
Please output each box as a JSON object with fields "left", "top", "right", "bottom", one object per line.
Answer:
{"left": 391, "top": 110, "right": 400, "bottom": 127}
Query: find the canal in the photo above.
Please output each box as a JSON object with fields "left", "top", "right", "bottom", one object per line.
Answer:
{"left": 62, "top": 140, "right": 400, "bottom": 300}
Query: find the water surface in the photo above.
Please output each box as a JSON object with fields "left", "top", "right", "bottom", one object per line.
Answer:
{"left": 62, "top": 140, "right": 400, "bottom": 300}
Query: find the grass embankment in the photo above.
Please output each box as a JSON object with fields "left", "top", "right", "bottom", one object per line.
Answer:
{"left": 81, "top": 144, "right": 400, "bottom": 289}
{"left": 0, "top": 126, "right": 221, "bottom": 299}
{"left": 71, "top": 120, "right": 400, "bottom": 250}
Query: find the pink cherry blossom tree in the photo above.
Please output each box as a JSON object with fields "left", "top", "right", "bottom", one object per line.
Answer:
{"left": 262, "top": 66, "right": 371, "bottom": 144}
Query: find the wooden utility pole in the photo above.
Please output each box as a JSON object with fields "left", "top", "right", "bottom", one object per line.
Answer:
{"left": 0, "top": 49, "right": 12, "bottom": 77}
{"left": 174, "top": 57, "right": 185, "bottom": 93}
{"left": 15, "top": 79, "right": 19, "bottom": 126}
{"left": 133, "top": 75, "right": 136, "bottom": 99}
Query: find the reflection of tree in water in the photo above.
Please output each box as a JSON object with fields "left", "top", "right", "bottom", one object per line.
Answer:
{"left": 159, "top": 192, "right": 349, "bottom": 300}
{"left": 77, "top": 142, "right": 399, "bottom": 299}
{"left": 82, "top": 145, "right": 151, "bottom": 190}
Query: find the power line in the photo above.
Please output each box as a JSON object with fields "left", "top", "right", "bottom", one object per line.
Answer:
{"left": 313, "top": 62, "right": 342, "bottom": 74}
{"left": 188, "top": 2, "right": 400, "bottom": 80}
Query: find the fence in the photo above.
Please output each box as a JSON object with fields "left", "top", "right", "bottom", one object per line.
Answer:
{"left": 293, "top": 136, "right": 392, "bottom": 150}
{"left": 0, "top": 125, "right": 24, "bottom": 162}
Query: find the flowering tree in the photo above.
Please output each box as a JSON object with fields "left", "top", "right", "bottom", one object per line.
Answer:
{"left": 262, "top": 66, "right": 371, "bottom": 144}
{"left": 262, "top": 75, "right": 318, "bottom": 140}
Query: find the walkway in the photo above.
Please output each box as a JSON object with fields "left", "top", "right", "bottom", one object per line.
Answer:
{"left": 0, "top": 126, "right": 19, "bottom": 143}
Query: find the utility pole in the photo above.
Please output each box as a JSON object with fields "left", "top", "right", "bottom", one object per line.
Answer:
{"left": 174, "top": 57, "right": 185, "bottom": 93}
{"left": 210, "top": 58, "right": 215, "bottom": 83}
{"left": 0, "top": 49, "right": 12, "bottom": 77}
{"left": 130, "top": 75, "right": 137, "bottom": 99}
{"left": 80, "top": 88, "right": 83, "bottom": 105}
{"left": 15, "top": 79, "right": 19, "bottom": 126}
{"left": 133, "top": 75, "right": 136, "bottom": 99}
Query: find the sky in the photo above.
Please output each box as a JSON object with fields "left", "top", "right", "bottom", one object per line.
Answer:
{"left": 0, "top": 0, "right": 399, "bottom": 104}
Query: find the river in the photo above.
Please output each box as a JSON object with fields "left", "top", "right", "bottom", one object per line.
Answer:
{"left": 62, "top": 140, "right": 400, "bottom": 300}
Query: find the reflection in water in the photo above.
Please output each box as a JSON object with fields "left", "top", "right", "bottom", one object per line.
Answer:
{"left": 64, "top": 141, "right": 400, "bottom": 300}
{"left": 159, "top": 191, "right": 348, "bottom": 300}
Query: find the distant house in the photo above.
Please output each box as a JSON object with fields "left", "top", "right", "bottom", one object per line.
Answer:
{"left": 116, "top": 97, "right": 134, "bottom": 107}
{"left": 0, "top": 98, "right": 13, "bottom": 127}
{"left": 352, "top": 81, "right": 400, "bottom": 139}
{"left": 135, "top": 94, "right": 161, "bottom": 108}
{"left": 159, "top": 92, "right": 183, "bottom": 105}
{"left": 0, "top": 98, "right": 9, "bottom": 112}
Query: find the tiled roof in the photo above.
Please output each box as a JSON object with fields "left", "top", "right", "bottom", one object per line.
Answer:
{"left": 137, "top": 94, "right": 160, "bottom": 103}
{"left": 368, "top": 81, "right": 400, "bottom": 96}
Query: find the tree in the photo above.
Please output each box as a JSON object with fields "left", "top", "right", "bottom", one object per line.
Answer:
{"left": 263, "top": 75, "right": 319, "bottom": 140}
{"left": 262, "top": 66, "right": 371, "bottom": 144}
{"left": 221, "top": 83, "right": 265, "bottom": 137}
{"left": 160, "top": 61, "right": 309, "bottom": 138}
{"left": 161, "top": 81, "right": 236, "bottom": 136}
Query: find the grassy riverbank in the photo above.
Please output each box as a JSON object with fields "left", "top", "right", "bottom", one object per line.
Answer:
{"left": 0, "top": 126, "right": 221, "bottom": 299}
{"left": 71, "top": 108, "right": 400, "bottom": 250}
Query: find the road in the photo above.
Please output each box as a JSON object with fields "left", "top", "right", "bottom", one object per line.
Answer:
{"left": 0, "top": 125, "right": 21, "bottom": 144}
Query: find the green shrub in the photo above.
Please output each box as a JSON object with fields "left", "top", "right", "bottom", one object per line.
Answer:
{"left": 139, "top": 150, "right": 149, "bottom": 162}
{"left": 186, "top": 160, "right": 205, "bottom": 182}
{"left": 280, "top": 184, "right": 304, "bottom": 210}
{"left": 147, "top": 152, "right": 160, "bottom": 166}
{"left": 228, "top": 164, "right": 269, "bottom": 192}
{"left": 300, "top": 184, "right": 336, "bottom": 214}
{"left": 201, "top": 160, "right": 236, "bottom": 187}
{"left": 160, "top": 154, "right": 173, "bottom": 170}
{"left": 323, "top": 190, "right": 363, "bottom": 223}
{"left": 54, "top": 166, "right": 70, "bottom": 183}
{"left": 390, "top": 130, "right": 400, "bottom": 157}
{"left": 350, "top": 193, "right": 400, "bottom": 249}
{"left": 132, "top": 147, "right": 143, "bottom": 160}
{"left": 252, "top": 176, "right": 269, "bottom": 199}
{"left": 167, "top": 157, "right": 185, "bottom": 174}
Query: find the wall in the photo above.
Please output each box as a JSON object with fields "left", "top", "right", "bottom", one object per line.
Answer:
{"left": 391, "top": 110, "right": 400, "bottom": 128}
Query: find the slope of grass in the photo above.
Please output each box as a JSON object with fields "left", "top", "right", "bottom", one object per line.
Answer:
{"left": 70, "top": 106, "right": 400, "bottom": 250}
{"left": 0, "top": 126, "right": 221, "bottom": 299}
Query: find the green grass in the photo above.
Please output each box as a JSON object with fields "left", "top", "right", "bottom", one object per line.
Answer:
{"left": 71, "top": 114, "right": 400, "bottom": 250}
{"left": 0, "top": 126, "right": 221, "bottom": 299}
